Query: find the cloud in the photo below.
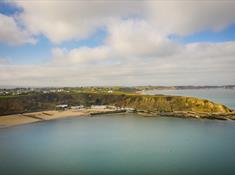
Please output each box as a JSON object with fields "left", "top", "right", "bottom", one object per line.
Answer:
{"left": 36, "top": 17, "right": 234, "bottom": 86}
{"left": 51, "top": 19, "right": 182, "bottom": 64}
{"left": 0, "top": 57, "right": 9, "bottom": 65}
{"left": 0, "top": 13, "right": 35, "bottom": 45}
{"left": 13, "top": 1, "right": 143, "bottom": 43}
{"left": 0, "top": 1, "right": 235, "bottom": 86}
{"left": 10, "top": 1, "right": 235, "bottom": 43}
{"left": 1, "top": 40, "right": 234, "bottom": 86}
{"left": 106, "top": 19, "right": 181, "bottom": 58}
{"left": 52, "top": 46, "right": 112, "bottom": 64}
{"left": 145, "top": 1, "right": 235, "bottom": 35}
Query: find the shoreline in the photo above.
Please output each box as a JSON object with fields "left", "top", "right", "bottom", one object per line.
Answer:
{"left": 1, "top": 109, "right": 235, "bottom": 129}
{"left": 136, "top": 111, "right": 235, "bottom": 120}
{"left": 0, "top": 108, "right": 126, "bottom": 129}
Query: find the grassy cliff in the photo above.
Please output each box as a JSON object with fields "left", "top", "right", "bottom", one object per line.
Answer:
{"left": 0, "top": 92, "right": 232, "bottom": 116}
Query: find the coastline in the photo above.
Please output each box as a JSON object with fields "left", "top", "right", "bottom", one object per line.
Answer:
{"left": 0, "top": 108, "right": 125, "bottom": 129}
{"left": 1, "top": 108, "right": 235, "bottom": 129}
{"left": 136, "top": 111, "right": 235, "bottom": 120}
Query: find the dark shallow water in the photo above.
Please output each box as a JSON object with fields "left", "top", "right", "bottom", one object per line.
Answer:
{"left": 1, "top": 114, "right": 235, "bottom": 175}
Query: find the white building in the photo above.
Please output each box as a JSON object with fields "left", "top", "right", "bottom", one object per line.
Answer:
{"left": 106, "top": 105, "right": 117, "bottom": 109}
{"left": 91, "top": 105, "right": 107, "bottom": 109}
{"left": 71, "top": 105, "right": 84, "bottom": 109}
{"left": 124, "top": 107, "right": 135, "bottom": 112}
{"left": 56, "top": 104, "right": 68, "bottom": 110}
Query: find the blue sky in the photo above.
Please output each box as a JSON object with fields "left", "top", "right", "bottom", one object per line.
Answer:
{"left": 0, "top": 1, "right": 235, "bottom": 65}
{"left": 0, "top": 1, "right": 235, "bottom": 86}
{"left": 0, "top": 1, "right": 108, "bottom": 64}
{"left": 1, "top": 22, "right": 235, "bottom": 65}
{"left": 0, "top": 29, "right": 107, "bottom": 64}
{"left": 173, "top": 23, "right": 235, "bottom": 44}
{"left": 0, "top": 1, "right": 22, "bottom": 15}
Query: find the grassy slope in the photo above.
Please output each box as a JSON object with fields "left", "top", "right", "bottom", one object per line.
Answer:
{"left": 0, "top": 92, "right": 232, "bottom": 116}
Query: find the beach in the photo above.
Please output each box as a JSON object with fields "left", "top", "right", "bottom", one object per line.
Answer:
{"left": 0, "top": 108, "right": 122, "bottom": 128}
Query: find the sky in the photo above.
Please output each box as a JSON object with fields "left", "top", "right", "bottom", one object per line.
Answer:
{"left": 0, "top": 0, "right": 235, "bottom": 87}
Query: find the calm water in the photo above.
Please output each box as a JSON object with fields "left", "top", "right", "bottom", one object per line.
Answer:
{"left": 143, "top": 88, "right": 235, "bottom": 109}
{"left": 1, "top": 114, "right": 235, "bottom": 175}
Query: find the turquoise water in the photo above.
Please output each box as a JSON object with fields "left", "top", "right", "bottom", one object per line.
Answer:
{"left": 0, "top": 114, "right": 235, "bottom": 175}
{"left": 143, "top": 88, "right": 235, "bottom": 109}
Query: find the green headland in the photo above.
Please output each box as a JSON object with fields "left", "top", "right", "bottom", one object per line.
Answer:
{"left": 0, "top": 90, "right": 234, "bottom": 120}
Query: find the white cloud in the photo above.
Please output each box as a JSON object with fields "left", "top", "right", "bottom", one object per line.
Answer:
{"left": 51, "top": 19, "right": 182, "bottom": 65}
{"left": 13, "top": 1, "right": 143, "bottom": 43}
{"left": 0, "top": 57, "right": 9, "bottom": 65}
{"left": 10, "top": 1, "right": 235, "bottom": 43}
{"left": 2, "top": 1, "right": 235, "bottom": 45}
{"left": 52, "top": 46, "right": 112, "bottom": 64}
{"left": 145, "top": 1, "right": 235, "bottom": 35}
{"left": 36, "top": 17, "right": 234, "bottom": 86}
{"left": 106, "top": 19, "right": 181, "bottom": 58}
{"left": 0, "top": 13, "right": 35, "bottom": 45}
{"left": 1, "top": 40, "right": 232, "bottom": 86}
{"left": 1, "top": 1, "right": 235, "bottom": 86}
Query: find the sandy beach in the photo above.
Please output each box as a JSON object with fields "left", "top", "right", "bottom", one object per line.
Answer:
{"left": 0, "top": 108, "right": 119, "bottom": 128}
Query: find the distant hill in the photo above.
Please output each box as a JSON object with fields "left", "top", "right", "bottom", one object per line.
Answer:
{"left": 136, "top": 85, "right": 235, "bottom": 90}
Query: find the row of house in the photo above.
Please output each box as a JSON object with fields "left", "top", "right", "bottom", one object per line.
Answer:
{"left": 56, "top": 104, "right": 114, "bottom": 110}
{"left": 55, "top": 104, "right": 135, "bottom": 112}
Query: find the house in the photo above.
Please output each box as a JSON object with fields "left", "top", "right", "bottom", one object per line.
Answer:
{"left": 71, "top": 105, "right": 84, "bottom": 109}
{"left": 57, "top": 89, "right": 64, "bottom": 92}
{"left": 56, "top": 104, "right": 68, "bottom": 110}
{"left": 91, "top": 105, "right": 107, "bottom": 109}
{"left": 124, "top": 107, "right": 135, "bottom": 112}
{"left": 106, "top": 105, "right": 117, "bottom": 109}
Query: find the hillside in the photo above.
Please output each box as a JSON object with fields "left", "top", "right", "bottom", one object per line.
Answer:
{"left": 0, "top": 92, "right": 232, "bottom": 116}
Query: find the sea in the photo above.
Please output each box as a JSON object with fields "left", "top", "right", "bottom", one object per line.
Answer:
{"left": 0, "top": 88, "right": 235, "bottom": 175}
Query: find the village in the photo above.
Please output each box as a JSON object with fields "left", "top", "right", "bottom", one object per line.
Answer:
{"left": 55, "top": 104, "right": 135, "bottom": 113}
{"left": 0, "top": 87, "right": 70, "bottom": 96}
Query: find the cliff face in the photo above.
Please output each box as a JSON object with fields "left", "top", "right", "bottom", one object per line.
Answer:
{"left": 0, "top": 92, "right": 232, "bottom": 116}
{"left": 84, "top": 93, "right": 231, "bottom": 113}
